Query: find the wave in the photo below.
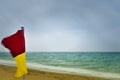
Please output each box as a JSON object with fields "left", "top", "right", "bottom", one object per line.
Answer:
{"left": 0, "top": 60, "right": 120, "bottom": 80}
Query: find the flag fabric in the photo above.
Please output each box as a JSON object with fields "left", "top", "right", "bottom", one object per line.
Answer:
{"left": 1, "top": 30, "right": 28, "bottom": 78}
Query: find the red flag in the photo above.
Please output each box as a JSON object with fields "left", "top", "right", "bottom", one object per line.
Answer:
{"left": 1, "top": 30, "right": 27, "bottom": 78}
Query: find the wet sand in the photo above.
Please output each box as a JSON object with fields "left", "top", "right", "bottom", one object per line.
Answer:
{"left": 0, "top": 65, "right": 110, "bottom": 80}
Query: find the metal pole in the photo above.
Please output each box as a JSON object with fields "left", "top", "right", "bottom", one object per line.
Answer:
{"left": 22, "top": 75, "right": 25, "bottom": 80}
{"left": 21, "top": 26, "right": 25, "bottom": 80}
{"left": 21, "top": 26, "right": 24, "bottom": 31}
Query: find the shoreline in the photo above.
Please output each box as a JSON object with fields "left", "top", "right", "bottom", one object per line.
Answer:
{"left": 0, "top": 65, "right": 110, "bottom": 80}
{"left": 0, "top": 60, "right": 120, "bottom": 80}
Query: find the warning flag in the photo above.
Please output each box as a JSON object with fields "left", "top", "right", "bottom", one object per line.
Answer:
{"left": 1, "top": 30, "right": 28, "bottom": 78}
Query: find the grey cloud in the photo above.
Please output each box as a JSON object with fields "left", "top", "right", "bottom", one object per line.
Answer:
{"left": 0, "top": 0, "right": 120, "bottom": 51}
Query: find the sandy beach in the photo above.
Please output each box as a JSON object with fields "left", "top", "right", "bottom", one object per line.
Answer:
{"left": 0, "top": 65, "right": 110, "bottom": 80}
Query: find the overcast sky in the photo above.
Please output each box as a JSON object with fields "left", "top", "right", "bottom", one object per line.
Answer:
{"left": 0, "top": 0, "right": 120, "bottom": 52}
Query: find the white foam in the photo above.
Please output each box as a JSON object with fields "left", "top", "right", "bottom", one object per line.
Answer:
{"left": 0, "top": 60, "right": 120, "bottom": 80}
{"left": 0, "top": 60, "right": 15, "bottom": 66}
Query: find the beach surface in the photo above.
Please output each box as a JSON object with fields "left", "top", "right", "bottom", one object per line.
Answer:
{"left": 0, "top": 65, "right": 110, "bottom": 80}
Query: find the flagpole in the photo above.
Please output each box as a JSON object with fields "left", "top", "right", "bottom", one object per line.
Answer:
{"left": 22, "top": 76, "right": 25, "bottom": 80}
{"left": 21, "top": 27, "right": 25, "bottom": 80}
{"left": 21, "top": 27, "right": 24, "bottom": 31}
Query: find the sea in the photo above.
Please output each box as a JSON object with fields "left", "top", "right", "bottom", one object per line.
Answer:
{"left": 0, "top": 52, "right": 120, "bottom": 79}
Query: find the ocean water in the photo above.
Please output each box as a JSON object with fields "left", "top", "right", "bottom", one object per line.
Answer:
{"left": 0, "top": 52, "right": 120, "bottom": 74}
{"left": 0, "top": 52, "right": 120, "bottom": 79}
